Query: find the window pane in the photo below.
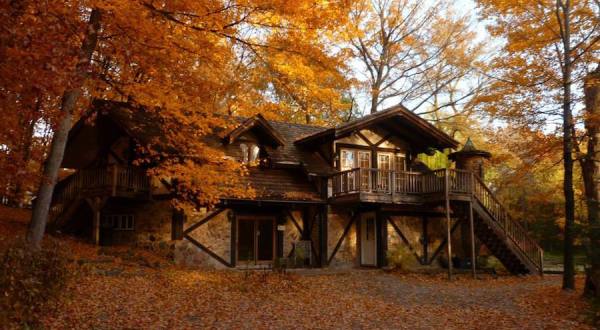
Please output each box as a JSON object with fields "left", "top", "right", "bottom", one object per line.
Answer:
{"left": 240, "top": 143, "right": 248, "bottom": 163}
{"left": 340, "top": 150, "right": 355, "bottom": 170}
{"left": 249, "top": 144, "right": 260, "bottom": 163}
{"left": 395, "top": 155, "right": 406, "bottom": 172}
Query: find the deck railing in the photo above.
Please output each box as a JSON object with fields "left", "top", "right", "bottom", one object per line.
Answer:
{"left": 50, "top": 166, "right": 150, "bottom": 220}
{"left": 331, "top": 168, "right": 473, "bottom": 196}
{"left": 330, "top": 167, "right": 543, "bottom": 273}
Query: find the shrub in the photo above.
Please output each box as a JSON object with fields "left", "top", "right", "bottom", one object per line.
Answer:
{"left": 387, "top": 244, "right": 417, "bottom": 270}
{"left": 0, "top": 240, "right": 72, "bottom": 327}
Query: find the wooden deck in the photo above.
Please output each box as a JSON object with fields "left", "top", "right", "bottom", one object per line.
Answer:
{"left": 330, "top": 168, "right": 544, "bottom": 275}
{"left": 330, "top": 168, "right": 474, "bottom": 205}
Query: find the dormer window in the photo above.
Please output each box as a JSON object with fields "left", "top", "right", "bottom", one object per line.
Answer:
{"left": 240, "top": 143, "right": 261, "bottom": 165}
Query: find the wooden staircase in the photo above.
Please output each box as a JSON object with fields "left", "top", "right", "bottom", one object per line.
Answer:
{"left": 469, "top": 175, "right": 543, "bottom": 275}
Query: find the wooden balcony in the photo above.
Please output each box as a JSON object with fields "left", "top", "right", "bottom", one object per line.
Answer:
{"left": 330, "top": 168, "right": 473, "bottom": 204}
{"left": 50, "top": 166, "right": 151, "bottom": 220}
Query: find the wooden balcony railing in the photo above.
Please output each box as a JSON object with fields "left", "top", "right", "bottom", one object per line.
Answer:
{"left": 331, "top": 168, "right": 473, "bottom": 196}
{"left": 50, "top": 166, "right": 150, "bottom": 220}
{"left": 330, "top": 167, "right": 543, "bottom": 273}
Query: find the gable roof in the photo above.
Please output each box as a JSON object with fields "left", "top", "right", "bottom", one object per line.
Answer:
{"left": 294, "top": 105, "right": 458, "bottom": 151}
{"left": 224, "top": 114, "right": 285, "bottom": 147}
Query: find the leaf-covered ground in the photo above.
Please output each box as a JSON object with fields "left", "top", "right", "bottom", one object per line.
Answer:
{"left": 0, "top": 207, "right": 593, "bottom": 329}
{"left": 41, "top": 267, "right": 590, "bottom": 329}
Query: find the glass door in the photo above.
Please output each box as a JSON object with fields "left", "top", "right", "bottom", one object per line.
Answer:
{"left": 358, "top": 151, "right": 371, "bottom": 191}
{"left": 377, "top": 153, "right": 392, "bottom": 191}
{"left": 340, "top": 149, "right": 357, "bottom": 191}
{"left": 237, "top": 217, "right": 275, "bottom": 264}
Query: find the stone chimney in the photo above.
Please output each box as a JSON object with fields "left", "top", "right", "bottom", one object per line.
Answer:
{"left": 448, "top": 137, "right": 491, "bottom": 178}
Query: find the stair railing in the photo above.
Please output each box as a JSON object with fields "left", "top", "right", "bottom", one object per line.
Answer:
{"left": 470, "top": 173, "right": 543, "bottom": 273}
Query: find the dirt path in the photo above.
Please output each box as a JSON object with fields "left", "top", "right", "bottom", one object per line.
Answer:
{"left": 41, "top": 268, "right": 590, "bottom": 329}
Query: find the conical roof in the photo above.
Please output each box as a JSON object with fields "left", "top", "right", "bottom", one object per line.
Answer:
{"left": 448, "top": 137, "right": 491, "bottom": 160}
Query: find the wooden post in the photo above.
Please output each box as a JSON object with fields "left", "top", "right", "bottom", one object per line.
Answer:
{"left": 469, "top": 201, "right": 477, "bottom": 279}
{"left": 86, "top": 197, "right": 107, "bottom": 245}
{"left": 92, "top": 208, "right": 100, "bottom": 245}
{"left": 445, "top": 168, "right": 453, "bottom": 280}
{"left": 111, "top": 164, "right": 118, "bottom": 196}
{"left": 422, "top": 216, "right": 428, "bottom": 265}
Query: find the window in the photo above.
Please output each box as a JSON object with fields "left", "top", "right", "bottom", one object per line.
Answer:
{"left": 395, "top": 154, "right": 406, "bottom": 172}
{"left": 240, "top": 143, "right": 261, "bottom": 165}
{"left": 103, "top": 214, "right": 134, "bottom": 231}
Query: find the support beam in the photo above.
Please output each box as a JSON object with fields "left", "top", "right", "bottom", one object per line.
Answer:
{"left": 183, "top": 208, "right": 225, "bottom": 235}
{"left": 377, "top": 211, "right": 388, "bottom": 267}
{"left": 422, "top": 216, "right": 429, "bottom": 264}
{"left": 285, "top": 209, "right": 303, "bottom": 235}
{"left": 388, "top": 216, "right": 421, "bottom": 262}
{"left": 85, "top": 197, "right": 107, "bottom": 245}
{"left": 319, "top": 206, "right": 328, "bottom": 267}
{"left": 445, "top": 168, "right": 453, "bottom": 280}
{"left": 428, "top": 218, "right": 462, "bottom": 265}
{"left": 184, "top": 234, "right": 232, "bottom": 268}
{"left": 469, "top": 201, "right": 477, "bottom": 278}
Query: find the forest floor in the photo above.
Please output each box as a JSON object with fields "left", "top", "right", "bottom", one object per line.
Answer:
{"left": 0, "top": 206, "right": 594, "bottom": 329}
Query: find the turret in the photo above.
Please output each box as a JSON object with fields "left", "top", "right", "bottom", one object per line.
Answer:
{"left": 448, "top": 137, "right": 491, "bottom": 178}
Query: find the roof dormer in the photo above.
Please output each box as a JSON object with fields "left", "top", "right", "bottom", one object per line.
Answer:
{"left": 223, "top": 114, "right": 285, "bottom": 148}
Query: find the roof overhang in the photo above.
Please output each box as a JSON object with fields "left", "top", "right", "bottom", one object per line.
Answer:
{"left": 294, "top": 105, "right": 458, "bottom": 151}
{"left": 224, "top": 114, "right": 285, "bottom": 147}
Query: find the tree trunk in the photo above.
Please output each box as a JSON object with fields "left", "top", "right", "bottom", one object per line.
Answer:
{"left": 26, "top": 9, "right": 101, "bottom": 250}
{"left": 370, "top": 87, "right": 379, "bottom": 114}
{"left": 583, "top": 66, "right": 600, "bottom": 297}
{"left": 558, "top": 0, "right": 576, "bottom": 291}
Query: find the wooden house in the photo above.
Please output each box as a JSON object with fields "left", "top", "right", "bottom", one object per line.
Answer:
{"left": 50, "top": 100, "right": 543, "bottom": 275}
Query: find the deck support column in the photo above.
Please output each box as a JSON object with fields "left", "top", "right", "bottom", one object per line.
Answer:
{"left": 85, "top": 196, "right": 107, "bottom": 245}
{"left": 445, "top": 168, "right": 453, "bottom": 280}
{"left": 469, "top": 201, "right": 477, "bottom": 278}
{"left": 422, "top": 216, "right": 428, "bottom": 265}
{"left": 319, "top": 205, "right": 328, "bottom": 267}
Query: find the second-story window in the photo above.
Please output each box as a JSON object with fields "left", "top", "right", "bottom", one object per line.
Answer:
{"left": 240, "top": 143, "right": 261, "bottom": 165}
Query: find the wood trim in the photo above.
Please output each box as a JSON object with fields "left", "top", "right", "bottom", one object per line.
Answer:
{"left": 183, "top": 208, "right": 225, "bottom": 235}
{"left": 327, "top": 212, "right": 358, "bottom": 265}
{"left": 225, "top": 114, "right": 285, "bottom": 147}
{"left": 355, "top": 131, "right": 375, "bottom": 147}
{"left": 230, "top": 210, "right": 237, "bottom": 267}
{"left": 427, "top": 218, "right": 462, "bottom": 265}
{"left": 184, "top": 234, "right": 232, "bottom": 268}
{"left": 335, "top": 143, "right": 404, "bottom": 153}
{"left": 285, "top": 209, "right": 303, "bottom": 235}
{"left": 375, "top": 133, "right": 394, "bottom": 147}
{"left": 387, "top": 216, "right": 422, "bottom": 263}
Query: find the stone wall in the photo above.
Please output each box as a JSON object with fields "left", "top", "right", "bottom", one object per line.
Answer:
{"left": 178, "top": 208, "right": 232, "bottom": 269}
{"left": 101, "top": 199, "right": 173, "bottom": 246}
{"left": 327, "top": 206, "right": 357, "bottom": 268}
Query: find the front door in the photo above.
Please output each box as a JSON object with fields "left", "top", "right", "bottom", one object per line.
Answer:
{"left": 237, "top": 217, "right": 275, "bottom": 264}
{"left": 360, "top": 213, "right": 377, "bottom": 266}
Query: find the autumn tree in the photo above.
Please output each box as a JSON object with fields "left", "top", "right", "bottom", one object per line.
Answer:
{"left": 2, "top": 1, "right": 354, "bottom": 249}
{"left": 476, "top": 0, "right": 600, "bottom": 289}
{"left": 348, "top": 0, "right": 486, "bottom": 116}
{"left": 583, "top": 65, "right": 600, "bottom": 296}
